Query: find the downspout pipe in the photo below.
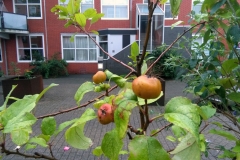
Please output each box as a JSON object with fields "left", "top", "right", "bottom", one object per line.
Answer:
{"left": 3, "top": 39, "right": 8, "bottom": 75}
{"left": 43, "top": 0, "right": 48, "bottom": 59}
{"left": 130, "top": 0, "right": 132, "bottom": 28}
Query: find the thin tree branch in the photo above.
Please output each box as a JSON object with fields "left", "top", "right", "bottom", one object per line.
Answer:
{"left": 150, "top": 123, "right": 172, "bottom": 137}
{"left": 146, "top": 21, "right": 206, "bottom": 74}
{"left": 37, "top": 71, "right": 134, "bottom": 119}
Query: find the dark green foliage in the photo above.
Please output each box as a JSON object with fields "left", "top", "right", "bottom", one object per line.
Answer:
{"left": 146, "top": 44, "right": 178, "bottom": 79}
{"left": 30, "top": 52, "right": 68, "bottom": 79}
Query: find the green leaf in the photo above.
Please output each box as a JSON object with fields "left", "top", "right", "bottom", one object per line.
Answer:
{"left": 91, "top": 13, "right": 104, "bottom": 25}
{"left": 129, "top": 42, "right": 139, "bottom": 62}
{"left": 38, "top": 134, "right": 51, "bottom": 143}
{"left": 141, "top": 60, "right": 148, "bottom": 75}
{"left": 164, "top": 97, "right": 200, "bottom": 143}
{"left": 128, "top": 136, "right": 170, "bottom": 160}
{"left": 119, "top": 150, "right": 128, "bottom": 155}
{"left": 25, "top": 144, "right": 37, "bottom": 150}
{"left": 74, "top": 81, "right": 94, "bottom": 106}
{"left": 101, "top": 129, "right": 123, "bottom": 160}
{"left": 200, "top": 29, "right": 211, "bottom": 47}
{"left": 138, "top": 91, "right": 163, "bottom": 105}
{"left": 171, "top": 133, "right": 201, "bottom": 160}
{"left": 171, "top": 20, "right": 184, "bottom": 29}
{"left": 105, "top": 70, "right": 127, "bottom": 88}
{"left": 28, "top": 137, "right": 48, "bottom": 148}
{"left": 227, "top": 25, "right": 240, "bottom": 44}
{"left": 166, "top": 136, "right": 176, "bottom": 142}
{"left": 232, "top": 144, "right": 240, "bottom": 153}
{"left": 93, "top": 146, "right": 103, "bottom": 157}
{"left": 83, "top": 8, "right": 97, "bottom": 19}
{"left": 114, "top": 106, "right": 131, "bottom": 139}
{"left": 169, "top": 0, "right": 183, "bottom": 18}
{"left": 209, "top": 129, "right": 238, "bottom": 141}
{"left": 210, "top": 0, "right": 226, "bottom": 15}
{"left": 67, "top": 0, "right": 75, "bottom": 15}
{"left": 75, "top": 13, "right": 86, "bottom": 27}
{"left": 219, "top": 78, "right": 237, "bottom": 89}
{"left": 65, "top": 108, "right": 96, "bottom": 149}
{"left": 113, "top": 96, "right": 136, "bottom": 138}
{"left": 36, "top": 83, "right": 59, "bottom": 103}
{"left": 211, "top": 121, "right": 223, "bottom": 128}
{"left": 198, "top": 105, "right": 216, "bottom": 120}
{"left": 201, "top": 0, "right": 218, "bottom": 13}
{"left": 11, "top": 129, "right": 29, "bottom": 146}
{"left": 41, "top": 117, "right": 56, "bottom": 136}
{"left": 4, "top": 112, "right": 37, "bottom": 133}
{"left": 1, "top": 94, "right": 38, "bottom": 126}
{"left": 0, "top": 85, "right": 17, "bottom": 111}
{"left": 228, "top": 92, "right": 240, "bottom": 103}
{"left": 172, "top": 125, "right": 186, "bottom": 138}
{"left": 221, "top": 59, "right": 238, "bottom": 76}
{"left": 54, "top": 118, "right": 77, "bottom": 136}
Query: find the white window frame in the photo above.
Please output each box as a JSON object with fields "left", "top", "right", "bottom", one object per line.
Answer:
{"left": 192, "top": 0, "right": 203, "bottom": 15}
{"left": 16, "top": 34, "right": 45, "bottom": 62}
{"left": 13, "top": 0, "right": 42, "bottom": 19}
{"left": 101, "top": 0, "right": 129, "bottom": 20}
{"left": 58, "top": 0, "right": 94, "bottom": 13}
{"left": 164, "top": 0, "right": 178, "bottom": 20}
{"left": 61, "top": 34, "right": 99, "bottom": 63}
{"left": 143, "top": 0, "right": 148, "bottom": 3}
{"left": 191, "top": 34, "right": 209, "bottom": 58}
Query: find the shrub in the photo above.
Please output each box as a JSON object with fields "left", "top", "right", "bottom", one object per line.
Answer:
{"left": 146, "top": 44, "right": 178, "bottom": 79}
{"left": 30, "top": 52, "right": 68, "bottom": 78}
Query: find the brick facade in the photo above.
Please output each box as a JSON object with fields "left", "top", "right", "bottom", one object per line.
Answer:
{"left": 0, "top": 0, "right": 193, "bottom": 75}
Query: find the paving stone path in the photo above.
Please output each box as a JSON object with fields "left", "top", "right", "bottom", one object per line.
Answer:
{"left": 0, "top": 75, "right": 235, "bottom": 160}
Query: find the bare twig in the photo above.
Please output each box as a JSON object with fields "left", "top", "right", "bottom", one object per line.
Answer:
{"left": 146, "top": 21, "right": 206, "bottom": 74}
{"left": 37, "top": 71, "right": 134, "bottom": 119}
{"left": 1, "top": 143, "right": 56, "bottom": 160}
{"left": 150, "top": 123, "right": 172, "bottom": 137}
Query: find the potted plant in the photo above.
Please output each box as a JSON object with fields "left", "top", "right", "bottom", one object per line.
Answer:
{"left": 146, "top": 44, "right": 178, "bottom": 106}
{"left": 2, "top": 63, "right": 44, "bottom": 104}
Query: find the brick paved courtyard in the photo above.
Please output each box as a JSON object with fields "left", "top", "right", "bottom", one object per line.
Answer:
{"left": 0, "top": 75, "right": 235, "bottom": 160}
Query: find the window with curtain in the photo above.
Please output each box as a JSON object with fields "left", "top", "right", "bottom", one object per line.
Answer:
{"left": 59, "top": 0, "right": 94, "bottom": 13}
{"left": 17, "top": 34, "right": 44, "bottom": 62}
{"left": 101, "top": 0, "right": 128, "bottom": 19}
{"left": 14, "top": 0, "right": 42, "bottom": 18}
{"left": 62, "top": 35, "right": 98, "bottom": 62}
{"left": 164, "top": 0, "right": 178, "bottom": 19}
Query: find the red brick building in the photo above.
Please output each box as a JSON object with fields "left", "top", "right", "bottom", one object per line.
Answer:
{"left": 0, "top": 0, "right": 194, "bottom": 75}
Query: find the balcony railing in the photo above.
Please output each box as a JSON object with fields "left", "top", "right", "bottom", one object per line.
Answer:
{"left": 0, "top": 12, "right": 28, "bottom": 32}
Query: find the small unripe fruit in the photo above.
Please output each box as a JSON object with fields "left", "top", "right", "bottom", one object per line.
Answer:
{"left": 97, "top": 104, "right": 114, "bottom": 125}
{"left": 92, "top": 71, "right": 107, "bottom": 84}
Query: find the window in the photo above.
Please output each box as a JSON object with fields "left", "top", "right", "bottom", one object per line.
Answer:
{"left": 59, "top": 0, "right": 94, "bottom": 13}
{"left": 16, "top": 34, "right": 44, "bottom": 62}
{"left": 143, "top": 0, "right": 148, "bottom": 3}
{"left": 14, "top": 0, "right": 42, "bottom": 18}
{"left": 192, "top": 0, "right": 203, "bottom": 14}
{"left": 101, "top": 0, "right": 128, "bottom": 19}
{"left": 62, "top": 35, "right": 98, "bottom": 62}
{"left": 165, "top": 1, "right": 178, "bottom": 19}
{"left": 191, "top": 35, "right": 209, "bottom": 57}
